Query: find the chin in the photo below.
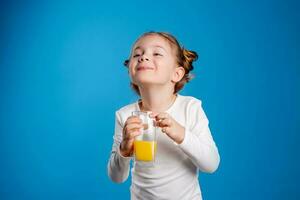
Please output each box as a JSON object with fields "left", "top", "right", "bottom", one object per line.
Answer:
{"left": 133, "top": 75, "right": 154, "bottom": 83}
{"left": 134, "top": 80, "right": 155, "bottom": 86}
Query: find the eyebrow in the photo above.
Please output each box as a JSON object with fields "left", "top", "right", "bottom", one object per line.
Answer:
{"left": 134, "top": 45, "right": 167, "bottom": 51}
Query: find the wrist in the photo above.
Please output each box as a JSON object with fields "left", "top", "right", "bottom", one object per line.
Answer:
{"left": 174, "top": 127, "right": 185, "bottom": 144}
{"left": 119, "top": 143, "right": 132, "bottom": 157}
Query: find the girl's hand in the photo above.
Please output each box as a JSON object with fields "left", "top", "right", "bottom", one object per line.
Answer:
{"left": 120, "top": 116, "right": 143, "bottom": 157}
{"left": 150, "top": 112, "right": 185, "bottom": 144}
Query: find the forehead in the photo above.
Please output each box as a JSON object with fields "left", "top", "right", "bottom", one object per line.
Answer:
{"left": 133, "top": 34, "right": 173, "bottom": 51}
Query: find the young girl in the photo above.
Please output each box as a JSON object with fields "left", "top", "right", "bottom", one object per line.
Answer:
{"left": 107, "top": 32, "right": 220, "bottom": 200}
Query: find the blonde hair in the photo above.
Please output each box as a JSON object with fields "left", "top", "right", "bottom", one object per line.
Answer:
{"left": 124, "top": 31, "right": 198, "bottom": 96}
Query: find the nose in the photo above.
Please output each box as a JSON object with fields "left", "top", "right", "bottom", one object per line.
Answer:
{"left": 138, "top": 54, "right": 149, "bottom": 62}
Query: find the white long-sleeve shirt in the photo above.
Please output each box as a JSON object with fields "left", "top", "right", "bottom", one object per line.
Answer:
{"left": 107, "top": 94, "right": 220, "bottom": 200}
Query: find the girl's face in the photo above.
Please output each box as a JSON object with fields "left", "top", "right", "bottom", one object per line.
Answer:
{"left": 128, "top": 34, "right": 183, "bottom": 89}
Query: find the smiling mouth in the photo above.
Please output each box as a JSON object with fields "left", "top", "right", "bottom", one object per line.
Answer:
{"left": 137, "top": 66, "right": 154, "bottom": 71}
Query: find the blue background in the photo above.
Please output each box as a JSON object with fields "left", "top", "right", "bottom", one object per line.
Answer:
{"left": 1, "top": 0, "right": 299, "bottom": 199}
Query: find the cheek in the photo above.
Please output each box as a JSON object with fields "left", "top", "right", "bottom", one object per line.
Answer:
{"left": 157, "top": 60, "right": 176, "bottom": 73}
{"left": 128, "top": 64, "right": 136, "bottom": 76}
{"left": 128, "top": 60, "right": 134, "bottom": 69}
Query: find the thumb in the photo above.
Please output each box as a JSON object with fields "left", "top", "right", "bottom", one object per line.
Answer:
{"left": 149, "top": 112, "right": 159, "bottom": 118}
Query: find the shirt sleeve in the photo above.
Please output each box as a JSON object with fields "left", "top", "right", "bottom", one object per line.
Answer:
{"left": 178, "top": 99, "right": 220, "bottom": 173}
{"left": 107, "top": 111, "right": 132, "bottom": 183}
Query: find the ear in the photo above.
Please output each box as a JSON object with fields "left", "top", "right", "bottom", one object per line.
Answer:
{"left": 171, "top": 66, "right": 185, "bottom": 83}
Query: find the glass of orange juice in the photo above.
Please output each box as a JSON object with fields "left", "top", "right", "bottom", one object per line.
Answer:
{"left": 132, "top": 111, "right": 157, "bottom": 163}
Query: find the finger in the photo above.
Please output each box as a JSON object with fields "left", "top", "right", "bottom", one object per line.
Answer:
{"left": 149, "top": 112, "right": 165, "bottom": 119}
{"left": 155, "top": 113, "right": 169, "bottom": 121}
{"left": 157, "top": 118, "right": 172, "bottom": 127}
{"left": 124, "top": 130, "right": 142, "bottom": 140}
{"left": 130, "top": 130, "right": 142, "bottom": 139}
{"left": 125, "top": 123, "right": 143, "bottom": 132}
{"left": 155, "top": 113, "right": 170, "bottom": 126}
{"left": 123, "top": 127, "right": 140, "bottom": 138}
{"left": 124, "top": 122, "right": 142, "bottom": 133}
{"left": 123, "top": 127, "right": 141, "bottom": 139}
{"left": 149, "top": 112, "right": 158, "bottom": 118}
{"left": 125, "top": 116, "right": 142, "bottom": 126}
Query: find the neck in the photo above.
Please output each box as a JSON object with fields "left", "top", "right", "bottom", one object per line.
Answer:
{"left": 138, "top": 85, "right": 177, "bottom": 113}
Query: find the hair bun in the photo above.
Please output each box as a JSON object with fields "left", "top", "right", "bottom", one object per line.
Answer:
{"left": 182, "top": 48, "right": 198, "bottom": 72}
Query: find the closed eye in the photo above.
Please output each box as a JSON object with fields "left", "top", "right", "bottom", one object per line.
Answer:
{"left": 133, "top": 54, "right": 140, "bottom": 57}
{"left": 153, "top": 53, "right": 163, "bottom": 56}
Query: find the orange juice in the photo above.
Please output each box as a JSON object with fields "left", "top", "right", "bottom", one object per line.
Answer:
{"left": 134, "top": 140, "right": 157, "bottom": 161}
